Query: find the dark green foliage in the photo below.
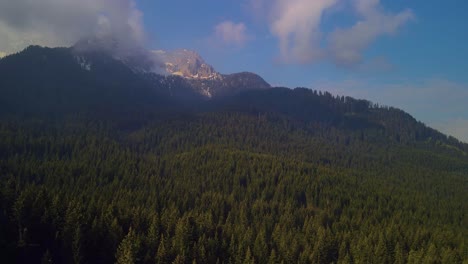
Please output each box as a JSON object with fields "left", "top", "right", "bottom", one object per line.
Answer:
{"left": 0, "top": 108, "right": 466, "bottom": 263}
{"left": 0, "top": 46, "right": 467, "bottom": 263}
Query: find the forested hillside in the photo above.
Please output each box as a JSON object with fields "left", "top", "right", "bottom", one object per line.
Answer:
{"left": 0, "top": 47, "right": 467, "bottom": 263}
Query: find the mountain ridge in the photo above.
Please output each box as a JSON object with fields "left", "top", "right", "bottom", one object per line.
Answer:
{"left": 72, "top": 38, "right": 272, "bottom": 98}
{"left": 0, "top": 44, "right": 466, "bottom": 148}
{"left": 0, "top": 44, "right": 467, "bottom": 264}
{"left": 151, "top": 48, "right": 271, "bottom": 98}
{"left": 152, "top": 49, "right": 220, "bottom": 79}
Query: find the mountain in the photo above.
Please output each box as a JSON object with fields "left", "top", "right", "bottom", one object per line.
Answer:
{"left": 73, "top": 38, "right": 271, "bottom": 98}
{"left": 73, "top": 37, "right": 160, "bottom": 74}
{"left": 153, "top": 49, "right": 219, "bottom": 79}
{"left": 0, "top": 45, "right": 465, "bottom": 149}
{"left": 0, "top": 45, "right": 467, "bottom": 263}
{"left": 0, "top": 46, "right": 271, "bottom": 120}
{"left": 152, "top": 49, "right": 271, "bottom": 97}
{"left": 0, "top": 45, "right": 271, "bottom": 117}
{"left": 0, "top": 45, "right": 200, "bottom": 117}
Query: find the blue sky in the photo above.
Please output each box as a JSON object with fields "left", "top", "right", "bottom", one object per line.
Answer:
{"left": 0, "top": 0, "right": 467, "bottom": 142}
{"left": 138, "top": 0, "right": 468, "bottom": 142}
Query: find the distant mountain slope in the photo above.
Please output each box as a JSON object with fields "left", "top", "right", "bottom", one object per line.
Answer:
{"left": 0, "top": 46, "right": 200, "bottom": 116}
{"left": 0, "top": 45, "right": 466, "bottom": 150}
{"left": 212, "top": 87, "right": 468, "bottom": 153}
{"left": 0, "top": 45, "right": 467, "bottom": 264}
{"left": 0, "top": 45, "right": 270, "bottom": 113}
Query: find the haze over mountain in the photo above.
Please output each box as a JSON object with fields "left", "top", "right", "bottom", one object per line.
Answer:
{"left": 0, "top": 43, "right": 464, "bottom": 150}
{"left": 0, "top": 0, "right": 467, "bottom": 141}
{"left": 0, "top": 41, "right": 466, "bottom": 162}
{"left": 0, "top": 40, "right": 271, "bottom": 103}
{"left": 0, "top": 42, "right": 467, "bottom": 263}
{"left": 0, "top": 1, "right": 467, "bottom": 263}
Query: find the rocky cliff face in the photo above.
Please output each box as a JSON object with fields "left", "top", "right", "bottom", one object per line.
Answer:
{"left": 71, "top": 39, "right": 270, "bottom": 99}
{"left": 152, "top": 49, "right": 221, "bottom": 80}
{"left": 152, "top": 49, "right": 270, "bottom": 98}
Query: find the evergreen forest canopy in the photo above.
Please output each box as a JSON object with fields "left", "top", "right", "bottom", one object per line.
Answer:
{"left": 0, "top": 46, "right": 467, "bottom": 263}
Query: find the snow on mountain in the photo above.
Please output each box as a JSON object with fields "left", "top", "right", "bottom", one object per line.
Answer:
{"left": 75, "top": 56, "right": 92, "bottom": 71}
{"left": 149, "top": 49, "right": 270, "bottom": 98}
{"left": 151, "top": 49, "right": 222, "bottom": 80}
{"left": 71, "top": 38, "right": 269, "bottom": 98}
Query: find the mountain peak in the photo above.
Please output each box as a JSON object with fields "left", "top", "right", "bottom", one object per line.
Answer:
{"left": 150, "top": 49, "right": 270, "bottom": 98}
{"left": 152, "top": 49, "right": 220, "bottom": 80}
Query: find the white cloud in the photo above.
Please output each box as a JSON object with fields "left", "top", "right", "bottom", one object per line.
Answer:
{"left": 0, "top": 0, "right": 146, "bottom": 55}
{"left": 269, "top": 0, "right": 338, "bottom": 63}
{"left": 214, "top": 21, "right": 249, "bottom": 47}
{"left": 249, "top": 0, "right": 413, "bottom": 66}
{"left": 0, "top": 51, "right": 6, "bottom": 58}
{"left": 328, "top": 0, "right": 414, "bottom": 66}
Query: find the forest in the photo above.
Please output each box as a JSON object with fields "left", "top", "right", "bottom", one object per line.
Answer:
{"left": 0, "top": 47, "right": 467, "bottom": 263}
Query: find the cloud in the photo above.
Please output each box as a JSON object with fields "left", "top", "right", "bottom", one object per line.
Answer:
{"left": 214, "top": 21, "right": 249, "bottom": 47}
{"left": 0, "top": 0, "right": 146, "bottom": 55}
{"left": 328, "top": 0, "right": 414, "bottom": 66}
{"left": 0, "top": 51, "right": 6, "bottom": 58}
{"left": 249, "top": 0, "right": 413, "bottom": 66}
{"left": 269, "top": 0, "right": 338, "bottom": 63}
{"left": 314, "top": 78, "right": 468, "bottom": 142}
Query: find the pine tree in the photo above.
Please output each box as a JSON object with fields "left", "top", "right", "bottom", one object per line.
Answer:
{"left": 172, "top": 254, "right": 186, "bottom": 264}
{"left": 268, "top": 249, "right": 278, "bottom": 264}
{"left": 375, "top": 233, "right": 389, "bottom": 264}
{"left": 244, "top": 247, "right": 255, "bottom": 264}
{"left": 72, "top": 227, "right": 83, "bottom": 264}
{"left": 115, "top": 228, "right": 139, "bottom": 264}
{"left": 156, "top": 234, "right": 169, "bottom": 264}
{"left": 422, "top": 243, "right": 439, "bottom": 263}
{"left": 393, "top": 242, "right": 406, "bottom": 264}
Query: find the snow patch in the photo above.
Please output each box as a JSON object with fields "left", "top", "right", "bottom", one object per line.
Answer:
{"left": 75, "top": 56, "right": 92, "bottom": 71}
{"left": 200, "top": 87, "right": 212, "bottom": 98}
